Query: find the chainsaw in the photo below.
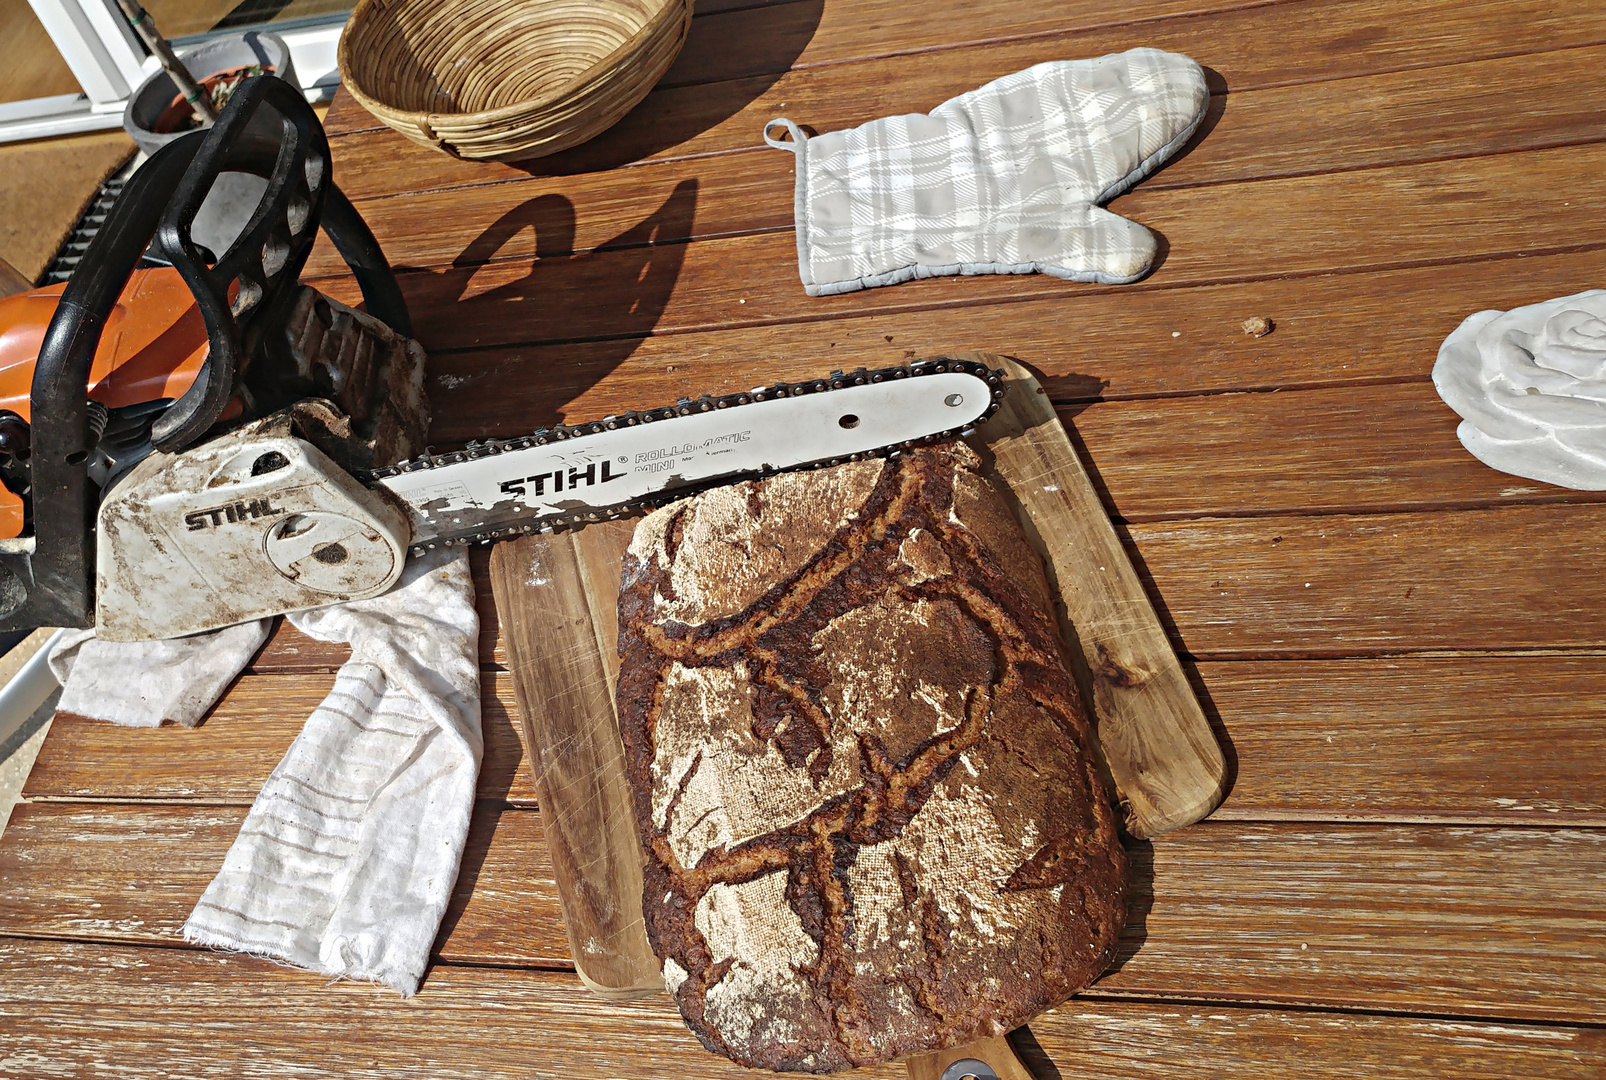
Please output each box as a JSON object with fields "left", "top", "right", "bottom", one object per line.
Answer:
{"left": 0, "top": 77, "right": 1005, "bottom": 644}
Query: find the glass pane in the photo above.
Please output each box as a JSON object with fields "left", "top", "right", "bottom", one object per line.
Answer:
{"left": 147, "top": 0, "right": 352, "bottom": 41}
{"left": 0, "top": 4, "right": 83, "bottom": 105}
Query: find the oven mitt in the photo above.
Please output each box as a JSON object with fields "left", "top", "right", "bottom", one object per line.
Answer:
{"left": 764, "top": 48, "right": 1209, "bottom": 296}
{"left": 183, "top": 548, "right": 481, "bottom": 996}
{"left": 47, "top": 620, "right": 271, "bottom": 728}
{"left": 1433, "top": 289, "right": 1606, "bottom": 490}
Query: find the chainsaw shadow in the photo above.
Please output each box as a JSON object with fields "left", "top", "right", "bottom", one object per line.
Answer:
{"left": 416, "top": 178, "right": 699, "bottom": 445}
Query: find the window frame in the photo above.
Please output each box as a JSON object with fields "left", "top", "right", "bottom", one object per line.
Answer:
{"left": 3, "top": 0, "right": 345, "bottom": 145}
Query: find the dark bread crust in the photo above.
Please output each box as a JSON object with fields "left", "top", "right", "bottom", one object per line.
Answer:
{"left": 615, "top": 444, "right": 1127, "bottom": 1072}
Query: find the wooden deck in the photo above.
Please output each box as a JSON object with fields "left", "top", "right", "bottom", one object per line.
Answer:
{"left": 4, "top": 0, "right": 1606, "bottom": 1074}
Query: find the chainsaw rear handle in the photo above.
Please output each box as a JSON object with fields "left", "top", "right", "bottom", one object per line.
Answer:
{"left": 0, "top": 76, "right": 410, "bottom": 633}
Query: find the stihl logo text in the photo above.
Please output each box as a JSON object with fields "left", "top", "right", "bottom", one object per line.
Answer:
{"left": 498, "top": 460, "right": 625, "bottom": 501}
{"left": 185, "top": 498, "right": 285, "bottom": 530}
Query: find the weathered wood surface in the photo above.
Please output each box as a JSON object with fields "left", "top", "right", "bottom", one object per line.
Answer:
{"left": 1074, "top": 382, "right": 1606, "bottom": 520}
{"left": 25, "top": 656, "right": 1606, "bottom": 827}
{"left": 488, "top": 519, "right": 662, "bottom": 998}
{"left": 5, "top": 807, "right": 1605, "bottom": 1024}
{"left": 22, "top": 672, "right": 540, "bottom": 805}
{"left": 5, "top": 939, "right": 1600, "bottom": 1080}
{"left": 305, "top": 141, "right": 1606, "bottom": 358}
{"left": 238, "top": 495, "right": 1606, "bottom": 674}
{"left": 0, "top": 802, "right": 570, "bottom": 969}
{"left": 11, "top": 0, "right": 1606, "bottom": 1072}
{"left": 318, "top": 0, "right": 1606, "bottom": 200}
{"left": 309, "top": 43, "right": 1606, "bottom": 280}
{"left": 1127, "top": 504, "right": 1606, "bottom": 657}
{"left": 414, "top": 247, "right": 1606, "bottom": 434}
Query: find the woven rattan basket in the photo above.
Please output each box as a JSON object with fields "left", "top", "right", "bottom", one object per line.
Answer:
{"left": 337, "top": 0, "right": 693, "bottom": 162}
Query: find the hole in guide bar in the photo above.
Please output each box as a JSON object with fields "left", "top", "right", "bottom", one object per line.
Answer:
{"left": 838, "top": 414, "right": 860, "bottom": 429}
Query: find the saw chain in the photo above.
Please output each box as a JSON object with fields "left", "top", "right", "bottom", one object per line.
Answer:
{"left": 367, "top": 357, "right": 1008, "bottom": 552}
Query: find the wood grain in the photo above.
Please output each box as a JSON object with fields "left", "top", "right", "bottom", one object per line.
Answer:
{"left": 977, "top": 357, "right": 1226, "bottom": 837}
{"left": 307, "top": 143, "right": 1606, "bottom": 358}
{"left": 231, "top": 496, "right": 1606, "bottom": 677}
{"left": 488, "top": 519, "right": 662, "bottom": 998}
{"left": 1098, "top": 823, "right": 1606, "bottom": 1024}
{"left": 321, "top": 0, "right": 1606, "bottom": 201}
{"left": 414, "top": 247, "right": 1606, "bottom": 438}
{"left": 5, "top": 938, "right": 1600, "bottom": 1080}
{"left": 1073, "top": 381, "right": 1606, "bottom": 521}
{"left": 0, "top": 802, "right": 570, "bottom": 969}
{"left": 6, "top": 809, "right": 1604, "bottom": 1024}
{"left": 1202, "top": 656, "right": 1606, "bottom": 825}
{"left": 24, "top": 657, "right": 1606, "bottom": 827}
{"left": 22, "top": 672, "right": 539, "bottom": 806}
{"left": 309, "top": 43, "right": 1606, "bottom": 280}
{"left": 907, "top": 1036, "right": 1034, "bottom": 1080}
{"left": 1126, "top": 503, "right": 1606, "bottom": 657}
{"left": 317, "top": 0, "right": 1230, "bottom": 137}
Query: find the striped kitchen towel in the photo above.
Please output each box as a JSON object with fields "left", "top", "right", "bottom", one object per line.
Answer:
{"left": 764, "top": 48, "right": 1209, "bottom": 296}
{"left": 183, "top": 548, "right": 482, "bottom": 996}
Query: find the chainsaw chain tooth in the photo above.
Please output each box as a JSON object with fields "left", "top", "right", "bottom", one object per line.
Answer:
{"left": 371, "top": 358, "right": 1005, "bottom": 544}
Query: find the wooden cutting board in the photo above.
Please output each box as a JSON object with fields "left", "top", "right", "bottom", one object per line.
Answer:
{"left": 488, "top": 353, "right": 1229, "bottom": 1045}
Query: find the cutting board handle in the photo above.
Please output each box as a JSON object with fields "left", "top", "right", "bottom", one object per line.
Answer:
{"left": 906, "top": 1035, "right": 1036, "bottom": 1080}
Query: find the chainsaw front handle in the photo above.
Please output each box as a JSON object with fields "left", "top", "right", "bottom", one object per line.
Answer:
{"left": 0, "top": 76, "right": 412, "bottom": 633}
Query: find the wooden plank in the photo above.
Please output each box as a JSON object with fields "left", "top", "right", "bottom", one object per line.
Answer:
{"left": 24, "top": 656, "right": 1606, "bottom": 828}
{"left": 435, "top": 376, "right": 1606, "bottom": 526}
{"left": 658, "top": 0, "right": 1232, "bottom": 91}
{"left": 489, "top": 519, "right": 662, "bottom": 998}
{"left": 5, "top": 811, "right": 1604, "bottom": 1024}
{"left": 22, "top": 673, "right": 538, "bottom": 806}
{"left": 416, "top": 247, "right": 1606, "bottom": 435}
{"left": 1099, "top": 823, "right": 1606, "bottom": 1024}
{"left": 239, "top": 499, "right": 1606, "bottom": 675}
{"left": 0, "top": 802, "right": 569, "bottom": 969}
{"left": 6, "top": 941, "right": 1598, "bottom": 1080}
{"left": 1199, "top": 656, "right": 1606, "bottom": 826}
{"left": 1126, "top": 503, "right": 1606, "bottom": 657}
{"left": 980, "top": 358, "right": 1226, "bottom": 836}
{"left": 309, "top": 143, "right": 1606, "bottom": 357}
{"left": 1073, "top": 381, "right": 1606, "bottom": 521}
{"left": 321, "top": 0, "right": 1606, "bottom": 200}
{"left": 309, "top": 44, "right": 1606, "bottom": 279}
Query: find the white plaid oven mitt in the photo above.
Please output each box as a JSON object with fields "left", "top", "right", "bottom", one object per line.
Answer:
{"left": 765, "top": 48, "right": 1209, "bottom": 296}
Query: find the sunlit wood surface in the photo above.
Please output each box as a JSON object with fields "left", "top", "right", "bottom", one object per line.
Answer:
{"left": 4, "top": 1, "right": 1605, "bottom": 1075}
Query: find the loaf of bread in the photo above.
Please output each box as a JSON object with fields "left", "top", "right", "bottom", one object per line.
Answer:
{"left": 615, "top": 443, "right": 1127, "bottom": 1072}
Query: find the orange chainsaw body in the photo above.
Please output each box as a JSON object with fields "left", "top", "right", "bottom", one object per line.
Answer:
{"left": 0, "top": 266, "right": 212, "bottom": 539}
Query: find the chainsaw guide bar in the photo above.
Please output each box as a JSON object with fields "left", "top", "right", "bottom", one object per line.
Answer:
{"left": 370, "top": 358, "right": 1006, "bottom": 553}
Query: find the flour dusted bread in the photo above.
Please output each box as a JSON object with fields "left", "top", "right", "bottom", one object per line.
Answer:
{"left": 615, "top": 443, "right": 1127, "bottom": 1072}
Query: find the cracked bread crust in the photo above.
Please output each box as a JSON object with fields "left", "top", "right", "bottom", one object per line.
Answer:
{"left": 615, "top": 444, "right": 1127, "bottom": 1073}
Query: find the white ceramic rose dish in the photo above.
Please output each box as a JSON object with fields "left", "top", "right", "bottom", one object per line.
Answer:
{"left": 1433, "top": 289, "right": 1606, "bottom": 490}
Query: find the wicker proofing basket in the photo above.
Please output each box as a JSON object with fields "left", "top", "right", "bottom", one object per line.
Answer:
{"left": 338, "top": 0, "right": 693, "bottom": 162}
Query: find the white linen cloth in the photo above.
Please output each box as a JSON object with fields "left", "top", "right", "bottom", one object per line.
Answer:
{"left": 764, "top": 48, "right": 1209, "bottom": 296}
{"left": 48, "top": 549, "right": 480, "bottom": 996}
{"left": 1434, "top": 289, "right": 1606, "bottom": 490}
{"left": 48, "top": 620, "right": 272, "bottom": 728}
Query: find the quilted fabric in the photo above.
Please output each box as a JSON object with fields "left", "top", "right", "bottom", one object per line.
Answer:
{"left": 765, "top": 49, "right": 1209, "bottom": 296}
